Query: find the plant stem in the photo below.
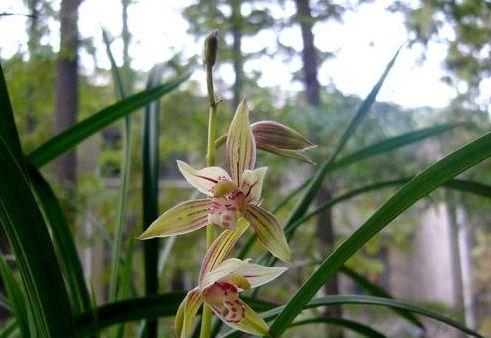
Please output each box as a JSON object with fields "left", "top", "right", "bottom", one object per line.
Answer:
{"left": 200, "top": 46, "right": 219, "bottom": 338}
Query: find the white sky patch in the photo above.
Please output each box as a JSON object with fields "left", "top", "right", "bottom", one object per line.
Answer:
{"left": 0, "top": 0, "right": 457, "bottom": 108}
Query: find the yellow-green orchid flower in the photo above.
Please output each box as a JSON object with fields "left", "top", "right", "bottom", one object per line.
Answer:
{"left": 175, "top": 258, "right": 287, "bottom": 337}
{"left": 139, "top": 99, "right": 291, "bottom": 263}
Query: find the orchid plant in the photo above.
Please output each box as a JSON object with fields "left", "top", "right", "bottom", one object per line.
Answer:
{"left": 138, "top": 32, "right": 314, "bottom": 337}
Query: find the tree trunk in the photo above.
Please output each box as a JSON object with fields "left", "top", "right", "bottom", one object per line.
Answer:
{"left": 295, "top": 0, "right": 320, "bottom": 106}
{"left": 27, "top": 0, "right": 40, "bottom": 132}
{"left": 231, "top": 0, "right": 243, "bottom": 108}
{"left": 295, "top": 1, "right": 342, "bottom": 336}
{"left": 54, "top": 0, "right": 80, "bottom": 197}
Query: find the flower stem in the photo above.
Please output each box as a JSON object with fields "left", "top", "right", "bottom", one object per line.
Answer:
{"left": 201, "top": 32, "right": 219, "bottom": 338}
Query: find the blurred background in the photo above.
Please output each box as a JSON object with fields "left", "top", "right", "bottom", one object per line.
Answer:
{"left": 1, "top": 0, "right": 490, "bottom": 337}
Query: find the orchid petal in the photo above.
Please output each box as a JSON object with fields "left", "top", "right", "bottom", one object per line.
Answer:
{"left": 201, "top": 258, "right": 287, "bottom": 290}
{"left": 206, "top": 291, "right": 269, "bottom": 336}
{"left": 258, "top": 144, "right": 316, "bottom": 164}
{"left": 177, "top": 160, "right": 230, "bottom": 196}
{"left": 241, "top": 167, "right": 267, "bottom": 203}
{"left": 199, "top": 219, "right": 249, "bottom": 287}
{"left": 233, "top": 260, "right": 288, "bottom": 289}
{"left": 252, "top": 120, "right": 316, "bottom": 150}
{"left": 226, "top": 98, "right": 256, "bottom": 185}
{"left": 174, "top": 288, "right": 204, "bottom": 338}
{"left": 201, "top": 258, "right": 244, "bottom": 289}
{"left": 138, "top": 199, "right": 211, "bottom": 239}
{"left": 244, "top": 204, "right": 292, "bottom": 264}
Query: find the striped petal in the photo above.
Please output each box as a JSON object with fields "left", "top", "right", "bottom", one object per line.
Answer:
{"left": 174, "top": 288, "right": 204, "bottom": 338}
{"left": 226, "top": 98, "right": 256, "bottom": 185}
{"left": 243, "top": 204, "right": 292, "bottom": 264}
{"left": 201, "top": 258, "right": 287, "bottom": 290}
{"left": 232, "top": 259, "right": 287, "bottom": 289}
{"left": 206, "top": 291, "right": 269, "bottom": 336}
{"left": 199, "top": 219, "right": 249, "bottom": 287}
{"left": 137, "top": 199, "right": 211, "bottom": 239}
{"left": 252, "top": 120, "right": 316, "bottom": 150}
{"left": 241, "top": 167, "right": 267, "bottom": 204}
{"left": 177, "top": 160, "right": 230, "bottom": 196}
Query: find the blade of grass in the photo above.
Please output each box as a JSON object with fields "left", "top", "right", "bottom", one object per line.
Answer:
{"left": 0, "top": 62, "right": 77, "bottom": 337}
{"left": 27, "top": 73, "right": 190, "bottom": 168}
{"left": 74, "top": 292, "right": 274, "bottom": 336}
{"left": 287, "top": 177, "right": 491, "bottom": 238}
{"left": 241, "top": 124, "right": 457, "bottom": 264}
{"left": 142, "top": 64, "right": 165, "bottom": 338}
{"left": 286, "top": 49, "right": 400, "bottom": 227}
{"left": 102, "top": 28, "right": 132, "bottom": 309}
{"left": 327, "top": 123, "right": 459, "bottom": 173}
{"left": 27, "top": 164, "right": 92, "bottom": 315}
{"left": 289, "top": 317, "right": 387, "bottom": 338}
{"left": 269, "top": 132, "right": 491, "bottom": 336}
{"left": 223, "top": 295, "right": 483, "bottom": 338}
{"left": 0, "top": 319, "right": 18, "bottom": 338}
{"left": 0, "top": 135, "right": 77, "bottom": 337}
{"left": 339, "top": 266, "right": 421, "bottom": 329}
{"left": 0, "top": 254, "right": 29, "bottom": 337}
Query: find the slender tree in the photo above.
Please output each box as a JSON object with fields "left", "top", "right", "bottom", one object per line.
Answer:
{"left": 54, "top": 0, "right": 81, "bottom": 199}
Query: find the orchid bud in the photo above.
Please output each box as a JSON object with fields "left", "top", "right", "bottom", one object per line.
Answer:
{"left": 203, "top": 30, "right": 219, "bottom": 68}
{"left": 251, "top": 121, "right": 316, "bottom": 151}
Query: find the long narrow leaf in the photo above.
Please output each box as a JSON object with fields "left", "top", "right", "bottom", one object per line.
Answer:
{"left": 289, "top": 317, "right": 386, "bottom": 338}
{"left": 223, "top": 295, "right": 483, "bottom": 338}
{"left": 142, "top": 64, "right": 165, "bottom": 338}
{"left": 286, "top": 49, "right": 400, "bottom": 226}
{"left": 0, "top": 63, "right": 77, "bottom": 337}
{"left": 28, "top": 164, "right": 92, "bottom": 315}
{"left": 269, "top": 132, "right": 491, "bottom": 336}
{"left": 339, "top": 266, "right": 422, "bottom": 329}
{"left": 74, "top": 292, "right": 274, "bottom": 336}
{"left": 0, "top": 135, "right": 77, "bottom": 337}
{"left": 27, "top": 73, "right": 190, "bottom": 167}
{"left": 0, "top": 319, "right": 18, "bottom": 338}
{"left": 329, "top": 123, "right": 458, "bottom": 172}
{"left": 102, "top": 28, "right": 132, "bottom": 308}
{"left": 0, "top": 255, "right": 29, "bottom": 337}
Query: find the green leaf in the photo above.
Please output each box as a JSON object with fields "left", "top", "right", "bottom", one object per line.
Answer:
{"left": 0, "top": 62, "right": 77, "bottom": 337}
{"left": 224, "top": 295, "right": 483, "bottom": 338}
{"left": 27, "top": 164, "right": 92, "bottom": 316}
{"left": 339, "top": 266, "right": 422, "bottom": 329}
{"left": 0, "top": 254, "right": 29, "bottom": 337}
{"left": 290, "top": 177, "right": 491, "bottom": 237}
{"left": 289, "top": 317, "right": 386, "bottom": 338}
{"left": 102, "top": 28, "right": 132, "bottom": 311}
{"left": 328, "top": 123, "right": 459, "bottom": 172}
{"left": 142, "top": 64, "right": 165, "bottom": 338}
{"left": 27, "top": 73, "right": 190, "bottom": 168}
{"left": 269, "top": 132, "right": 491, "bottom": 337}
{"left": 74, "top": 292, "right": 275, "bottom": 336}
{"left": 0, "top": 319, "right": 18, "bottom": 338}
{"left": 285, "top": 49, "right": 400, "bottom": 227}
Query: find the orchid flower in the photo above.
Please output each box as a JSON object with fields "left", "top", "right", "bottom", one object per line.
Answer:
{"left": 175, "top": 258, "right": 287, "bottom": 337}
{"left": 139, "top": 99, "right": 291, "bottom": 263}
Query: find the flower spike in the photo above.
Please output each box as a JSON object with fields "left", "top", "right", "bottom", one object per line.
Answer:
{"left": 139, "top": 99, "right": 292, "bottom": 263}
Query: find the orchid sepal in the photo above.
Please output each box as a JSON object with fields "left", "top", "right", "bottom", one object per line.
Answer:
{"left": 244, "top": 204, "right": 292, "bottom": 264}
{"left": 226, "top": 98, "right": 256, "bottom": 185}
{"left": 251, "top": 120, "right": 316, "bottom": 150}
{"left": 137, "top": 199, "right": 211, "bottom": 239}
